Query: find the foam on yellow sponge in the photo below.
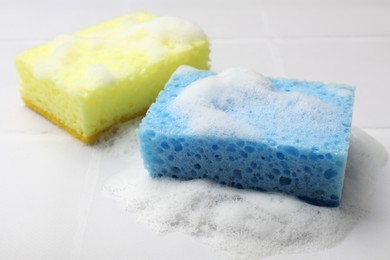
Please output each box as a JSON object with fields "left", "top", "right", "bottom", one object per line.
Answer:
{"left": 15, "top": 12, "right": 210, "bottom": 143}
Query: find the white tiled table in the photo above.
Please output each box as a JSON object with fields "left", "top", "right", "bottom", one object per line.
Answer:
{"left": 1, "top": 1, "right": 389, "bottom": 259}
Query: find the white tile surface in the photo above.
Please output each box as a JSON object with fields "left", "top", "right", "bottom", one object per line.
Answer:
{"left": 1, "top": 0, "right": 390, "bottom": 260}
{"left": 210, "top": 40, "right": 280, "bottom": 75}
{"left": 0, "top": 135, "right": 92, "bottom": 260}
{"left": 0, "top": 0, "right": 126, "bottom": 41}
{"left": 262, "top": 0, "right": 390, "bottom": 37}
{"left": 126, "top": 0, "right": 267, "bottom": 39}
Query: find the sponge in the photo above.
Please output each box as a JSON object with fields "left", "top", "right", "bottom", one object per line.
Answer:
{"left": 15, "top": 12, "right": 210, "bottom": 143}
{"left": 138, "top": 66, "right": 355, "bottom": 207}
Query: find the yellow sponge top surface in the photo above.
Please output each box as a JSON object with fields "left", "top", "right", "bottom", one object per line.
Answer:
{"left": 17, "top": 12, "right": 208, "bottom": 97}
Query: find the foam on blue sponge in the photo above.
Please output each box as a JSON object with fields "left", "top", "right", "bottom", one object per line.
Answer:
{"left": 138, "top": 66, "right": 355, "bottom": 207}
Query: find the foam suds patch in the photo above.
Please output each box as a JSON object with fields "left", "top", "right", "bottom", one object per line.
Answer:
{"left": 102, "top": 122, "right": 387, "bottom": 259}
{"left": 170, "top": 68, "right": 341, "bottom": 143}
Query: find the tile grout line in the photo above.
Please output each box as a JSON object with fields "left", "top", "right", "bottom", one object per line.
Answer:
{"left": 0, "top": 40, "right": 45, "bottom": 45}
{"left": 257, "top": 0, "right": 286, "bottom": 77}
{"left": 70, "top": 149, "right": 102, "bottom": 260}
{"left": 358, "top": 126, "right": 390, "bottom": 130}
{"left": 2, "top": 34, "right": 390, "bottom": 45}
{"left": 210, "top": 34, "right": 390, "bottom": 42}
{"left": 271, "top": 34, "right": 390, "bottom": 41}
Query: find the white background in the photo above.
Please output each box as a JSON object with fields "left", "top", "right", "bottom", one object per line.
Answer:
{"left": 1, "top": 0, "right": 389, "bottom": 259}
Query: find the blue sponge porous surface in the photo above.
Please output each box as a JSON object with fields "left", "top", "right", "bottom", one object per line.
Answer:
{"left": 138, "top": 66, "right": 355, "bottom": 207}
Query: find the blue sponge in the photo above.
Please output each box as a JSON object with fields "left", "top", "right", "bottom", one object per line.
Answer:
{"left": 138, "top": 66, "right": 355, "bottom": 207}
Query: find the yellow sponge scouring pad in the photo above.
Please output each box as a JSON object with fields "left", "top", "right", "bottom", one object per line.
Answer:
{"left": 15, "top": 12, "right": 210, "bottom": 143}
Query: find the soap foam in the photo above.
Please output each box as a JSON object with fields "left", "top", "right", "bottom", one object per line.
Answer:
{"left": 124, "top": 16, "right": 207, "bottom": 43}
{"left": 171, "top": 68, "right": 337, "bottom": 146}
{"left": 103, "top": 121, "right": 388, "bottom": 260}
{"left": 83, "top": 64, "right": 117, "bottom": 89}
{"left": 33, "top": 35, "right": 81, "bottom": 80}
{"left": 31, "top": 14, "right": 207, "bottom": 91}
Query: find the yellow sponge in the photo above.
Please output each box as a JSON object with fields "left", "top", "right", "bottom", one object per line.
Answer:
{"left": 15, "top": 12, "right": 210, "bottom": 143}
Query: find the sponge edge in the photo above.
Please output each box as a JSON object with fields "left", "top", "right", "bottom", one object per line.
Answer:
{"left": 139, "top": 66, "right": 355, "bottom": 207}
{"left": 15, "top": 12, "right": 210, "bottom": 143}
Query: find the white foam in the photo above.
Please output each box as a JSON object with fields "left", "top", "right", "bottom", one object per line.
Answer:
{"left": 124, "top": 16, "right": 207, "bottom": 43}
{"left": 31, "top": 15, "right": 207, "bottom": 88}
{"left": 95, "top": 117, "right": 142, "bottom": 158}
{"left": 103, "top": 123, "right": 388, "bottom": 260}
{"left": 33, "top": 35, "right": 79, "bottom": 80}
{"left": 170, "top": 68, "right": 337, "bottom": 143}
{"left": 82, "top": 64, "right": 117, "bottom": 89}
{"left": 341, "top": 127, "right": 388, "bottom": 210}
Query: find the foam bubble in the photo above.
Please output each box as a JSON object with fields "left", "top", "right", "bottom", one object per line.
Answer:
{"left": 95, "top": 117, "right": 142, "bottom": 158}
{"left": 103, "top": 123, "right": 388, "bottom": 259}
{"left": 31, "top": 14, "right": 207, "bottom": 89}
{"left": 170, "top": 68, "right": 337, "bottom": 145}
{"left": 83, "top": 64, "right": 117, "bottom": 89}
{"left": 33, "top": 35, "right": 82, "bottom": 79}
{"left": 124, "top": 16, "right": 207, "bottom": 43}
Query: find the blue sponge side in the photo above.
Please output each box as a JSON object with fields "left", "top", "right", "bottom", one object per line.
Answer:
{"left": 139, "top": 66, "right": 355, "bottom": 207}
